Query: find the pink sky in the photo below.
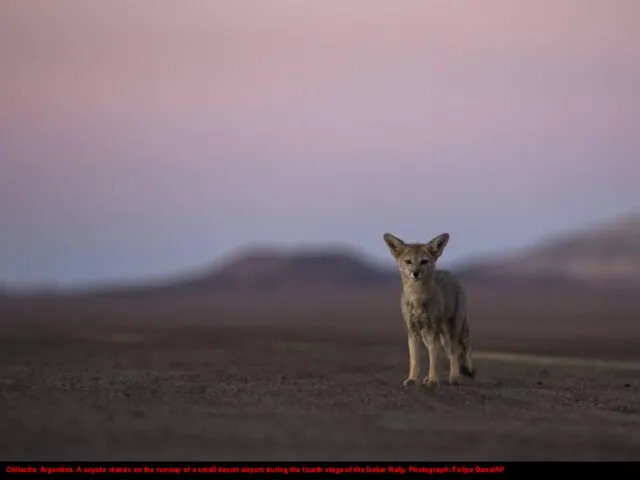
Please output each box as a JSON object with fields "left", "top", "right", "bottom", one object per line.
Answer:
{"left": 0, "top": 0, "right": 638, "bottom": 286}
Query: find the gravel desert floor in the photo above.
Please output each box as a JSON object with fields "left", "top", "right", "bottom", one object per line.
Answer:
{"left": 1, "top": 317, "right": 639, "bottom": 461}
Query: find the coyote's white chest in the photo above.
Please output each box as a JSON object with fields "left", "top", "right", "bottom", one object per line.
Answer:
{"left": 402, "top": 300, "right": 439, "bottom": 335}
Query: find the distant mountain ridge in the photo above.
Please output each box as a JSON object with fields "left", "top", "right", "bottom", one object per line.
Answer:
{"left": 3, "top": 212, "right": 639, "bottom": 297}
{"left": 133, "top": 211, "right": 640, "bottom": 293}
{"left": 171, "top": 247, "right": 398, "bottom": 292}
{"left": 456, "top": 212, "right": 640, "bottom": 288}
{"left": 71, "top": 247, "right": 398, "bottom": 297}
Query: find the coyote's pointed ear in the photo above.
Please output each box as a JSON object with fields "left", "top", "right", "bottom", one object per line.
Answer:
{"left": 383, "top": 233, "right": 406, "bottom": 258}
{"left": 425, "top": 233, "right": 450, "bottom": 260}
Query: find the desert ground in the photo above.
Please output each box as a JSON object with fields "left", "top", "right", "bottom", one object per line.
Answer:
{"left": 1, "top": 285, "right": 640, "bottom": 461}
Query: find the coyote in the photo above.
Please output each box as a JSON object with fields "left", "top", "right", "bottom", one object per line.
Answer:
{"left": 383, "top": 232, "right": 475, "bottom": 387}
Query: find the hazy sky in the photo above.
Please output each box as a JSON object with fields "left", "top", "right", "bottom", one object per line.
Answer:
{"left": 1, "top": 0, "right": 639, "bottom": 287}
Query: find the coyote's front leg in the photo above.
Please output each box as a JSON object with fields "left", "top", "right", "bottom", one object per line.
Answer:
{"left": 403, "top": 334, "right": 421, "bottom": 387}
{"left": 421, "top": 331, "right": 439, "bottom": 387}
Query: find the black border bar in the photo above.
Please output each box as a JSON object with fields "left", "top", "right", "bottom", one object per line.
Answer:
{"left": 2, "top": 461, "right": 638, "bottom": 477}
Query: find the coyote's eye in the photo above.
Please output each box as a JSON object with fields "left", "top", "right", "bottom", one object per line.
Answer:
{"left": 404, "top": 259, "right": 412, "bottom": 265}
{"left": 420, "top": 259, "right": 428, "bottom": 265}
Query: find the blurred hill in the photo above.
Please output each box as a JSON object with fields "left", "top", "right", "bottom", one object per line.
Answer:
{"left": 3, "top": 212, "right": 639, "bottom": 297}
{"left": 111, "top": 211, "right": 640, "bottom": 294}
{"left": 76, "top": 248, "right": 397, "bottom": 297}
{"left": 162, "top": 248, "right": 397, "bottom": 292}
{"left": 457, "top": 212, "right": 640, "bottom": 289}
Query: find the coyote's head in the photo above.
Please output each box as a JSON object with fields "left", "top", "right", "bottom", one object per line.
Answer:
{"left": 383, "top": 232, "right": 450, "bottom": 283}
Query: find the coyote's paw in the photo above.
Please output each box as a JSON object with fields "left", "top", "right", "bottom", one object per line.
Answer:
{"left": 449, "top": 374, "right": 461, "bottom": 385}
{"left": 423, "top": 376, "right": 439, "bottom": 388}
{"left": 402, "top": 377, "right": 419, "bottom": 387}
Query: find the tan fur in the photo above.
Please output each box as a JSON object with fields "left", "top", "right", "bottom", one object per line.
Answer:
{"left": 383, "top": 232, "right": 475, "bottom": 387}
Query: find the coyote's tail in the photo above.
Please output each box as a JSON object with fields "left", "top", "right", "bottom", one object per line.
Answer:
{"left": 459, "top": 319, "right": 476, "bottom": 379}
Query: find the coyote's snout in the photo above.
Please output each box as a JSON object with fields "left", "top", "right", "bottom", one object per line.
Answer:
{"left": 383, "top": 232, "right": 475, "bottom": 387}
